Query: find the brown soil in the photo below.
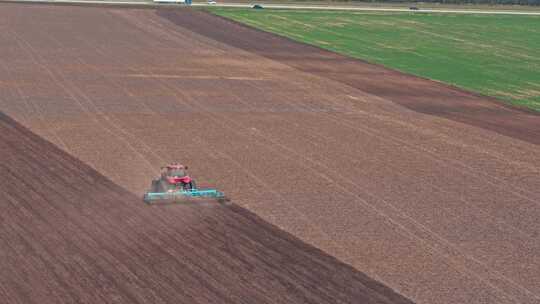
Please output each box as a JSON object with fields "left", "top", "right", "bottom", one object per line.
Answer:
{"left": 168, "top": 9, "right": 540, "bottom": 145}
{"left": 0, "top": 111, "right": 413, "bottom": 303}
{"left": 0, "top": 4, "right": 539, "bottom": 304}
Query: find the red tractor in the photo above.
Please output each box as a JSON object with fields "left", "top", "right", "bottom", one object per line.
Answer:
{"left": 144, "top": 163, "right": 227, "bottom": 204}
{"left": 150, "top": 163, "right": 195, "bottom": 193}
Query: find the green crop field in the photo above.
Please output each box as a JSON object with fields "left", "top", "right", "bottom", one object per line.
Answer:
{"left": 209, "top": 8, "right": 540, "bottom": 111}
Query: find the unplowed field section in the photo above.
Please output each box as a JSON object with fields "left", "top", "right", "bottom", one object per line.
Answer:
{"left": 191, "top": 10, "right": 540, "bottom": 142}
{"left": 0, "top": 112, "right": 413, "bottom": 303}
{"left": 0, "top": 4, "right": 539, "bottom": 304}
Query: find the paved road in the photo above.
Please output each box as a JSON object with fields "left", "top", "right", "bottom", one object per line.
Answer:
{"left": 3, "top": 0, "right": 540, "bottom": 15}
{"left": 196, "top": 2, "right": 540, "bottom": 15}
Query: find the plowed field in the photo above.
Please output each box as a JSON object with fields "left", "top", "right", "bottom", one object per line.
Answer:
{"left": 0, "top": 112, "right": 413, "bottom": 303}
{"left": 0, "top": 4, "right": 539, "bottom": 304}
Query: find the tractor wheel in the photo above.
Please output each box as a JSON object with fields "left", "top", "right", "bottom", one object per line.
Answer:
{"left": 157, "top": 179, "right": 169, "bottom": 193}
{"left": 183, "top": 180, "right": 196, "bottom": 191}
{"left": 151, "top": 179, "right": 160, "bottom": 192}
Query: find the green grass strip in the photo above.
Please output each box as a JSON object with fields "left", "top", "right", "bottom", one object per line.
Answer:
{"left": 209, "top": 8, "right": 540, "bottom": 111}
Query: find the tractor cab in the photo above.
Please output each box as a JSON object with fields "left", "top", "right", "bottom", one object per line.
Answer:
{"left": 144, "top": 163, "right": 227, "bottom": 204}
{"left": 164, "top": 164, "right": 187, "bottom": 177}
{"left": 162, "top": 163, "right": 192, "bottom": 186}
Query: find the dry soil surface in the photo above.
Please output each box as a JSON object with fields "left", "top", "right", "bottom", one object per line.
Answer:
{"left": 0, "top": 4, "right": 539, "bottom": 304}
{"left": 0, "top": 112, "right": 415, "bottom": 303}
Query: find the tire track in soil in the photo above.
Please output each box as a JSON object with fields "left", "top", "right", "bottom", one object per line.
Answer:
{"left": 167, "top": 9, "right": 540, "bottom": 146}
{"left": 112, "top": 9, "right": 540, "bottom": 304}
{"left": 129, "top": 12, "right": 540, "bottom": 302}
{"left": 0, "top": 111, "right": 414, "bottom": 304}
{"left": 1, "top": 4, "right": 539, "bottom": 304}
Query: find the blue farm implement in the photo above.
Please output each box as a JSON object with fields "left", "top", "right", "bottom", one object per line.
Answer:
{"left": 143, "top": 189, "right": 227, "bottom": 204}
{"left": 143, "top": 163, "right": 228, "bottom": 204}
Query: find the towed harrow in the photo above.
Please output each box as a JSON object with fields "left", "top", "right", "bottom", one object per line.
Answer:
{"left": 143, "top": 163, "right": 228, "bottom": 204}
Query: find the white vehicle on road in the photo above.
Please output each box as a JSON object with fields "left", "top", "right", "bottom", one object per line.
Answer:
{"left": 208, "top": 0, "right": 217, "bottom": 4}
